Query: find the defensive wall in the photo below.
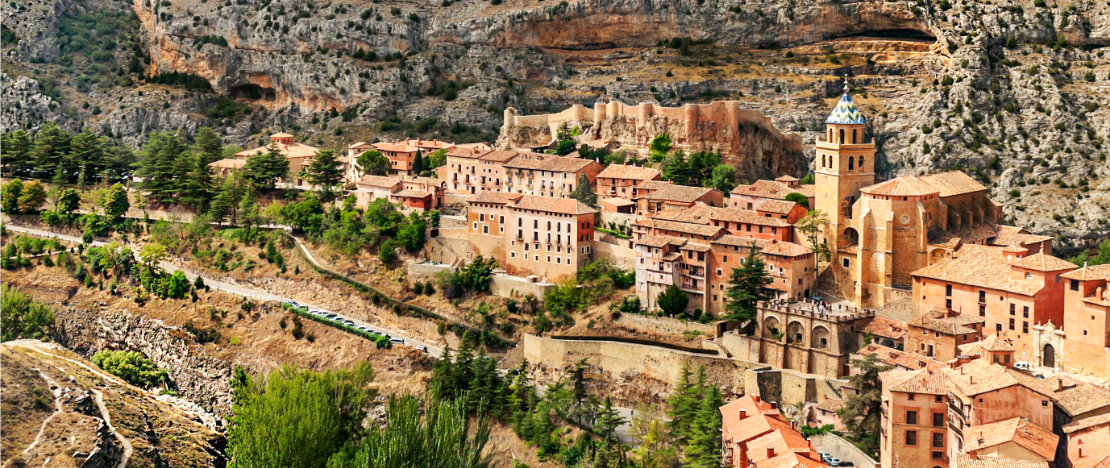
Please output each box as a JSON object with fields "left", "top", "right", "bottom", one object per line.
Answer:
{"left": 523, "top": 334, "right": 844, "bottom": 408}
{"left": 406, "top": 262, "right": 554, "bottom": 299}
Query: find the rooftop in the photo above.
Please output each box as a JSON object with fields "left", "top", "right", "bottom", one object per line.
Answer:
{"left": 756, "top": 199, "right": 802, "bottom": 215}
{"left": 478, "top": 149, "right": 527, "bottom": 163}
{"left": 950, "top": 453, "right": 1048, "bottom": 468}
{"left": 856, "top": 343, "right": 940, "bottom": 370}
{"left": 1067, "top": 419, "right": 1110, "bottom": 468}
{"left": 596, "top": 164, "right": 661, "bottom": 181}
{"left": 1039, "top": 375, "right": 1110, "bottom": 418}
{"left": 911, "top": 244, "right": 1053, "bottom": 296}
{"left": 635, "top": 218, "right": 725, "bottom": 238}
{"left": 372, "top": 142, "right": 419, "bottom": 153}
{"left": 1061, "top": 263, "right": 1110, "bottom": 281}
{"left": 909, "top": 307, "right": 983, "bottom": 335}
{"left": 656, "top": 204, "right": 792, "bottom": 228}
{"left": 826, "top": 92, "right": 867, "bottom": 125}
{"left": 357, "top": 175, "right": 403, "bottom": 188}
{"left": 964, "top": 417, "right": 1058, "bottom": 461}
{"left": 647, "top": 184, "right": 719, "bottom": 203}
{"left": 991, "top": 225, "right": 1055, "bottom": 248}
{"left": 468, "top": 191, "right": 520, "bottom": 205}
{"left": 917, "top": 171, "right": 990, "bottom": 197}
{"left": 940, "top": 359, "right": 1050, "bottom": 398}
{"left": 862, "top": 316, "right": 909, "bottom": 340}
{"left": 861, "top": 176, "right": 940, "bottom": 197}
{"left": 730, "top": 179, "right": 815, "bottom": 199}
{"left": 1009, "top": 252, "right": 1080, "bottom": 272}
{"left": 209, "top": 158, "right": 247, "bottom": 169}
{"left": 504, "top": 155, "right": 596, "bottom": 173}
{"left": 235, "top": 140, "right": 319, "bottom": 159}
{"left": 880, "top": 367, "right": 948, "bottom": 394}
{"left": 511, "top": 194, "right": 597, "bottom": 216}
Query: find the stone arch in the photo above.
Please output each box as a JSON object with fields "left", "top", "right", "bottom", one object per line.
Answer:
{"left": 763, "top": 316, "right": 782, "bottom": 340}
{"left": 852, "top": 129, "right": 858, "bottom": 144}
{"left": 842, "top": 227, "right": 860, "bottom": 246}
{"left": 812, "top": 325, "right": 831, "bottom": 349}
{"left": 786, "top": 320, "right": 805, "bottom": 345}
{"left": 1043, "top": 343, "right": 1055, "bottom": 368}
{"left": 859, "top": 155, "right": 865, "bottom": 170}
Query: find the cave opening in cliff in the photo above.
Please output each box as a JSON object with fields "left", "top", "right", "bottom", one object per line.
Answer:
{"left": 230, "top": 84, "right": 276, "bottom": 101}
{"left": 835, "top": 28, "right": 937, "bottom": 42}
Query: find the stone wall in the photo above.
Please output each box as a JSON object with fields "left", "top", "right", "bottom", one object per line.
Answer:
{"left": 592, "top": 238, "right": 636, "bottom": 271}
{"left": 613, "top": 313, "right": 715, "bottom": 337}
{"left": 810, "top": 433, "right": 880, "bottom": 468}
{"left": 489, "top": 273, "right": 554, "bottom": 299}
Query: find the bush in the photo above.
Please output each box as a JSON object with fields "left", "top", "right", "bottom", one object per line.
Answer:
{"left": 1, "top": 284, "right": 55, "bottom": 341}
{"left": 92, "top": 350, "right": 169, "bottom": 388}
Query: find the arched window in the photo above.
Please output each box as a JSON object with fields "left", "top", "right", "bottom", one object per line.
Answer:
{"left": 839, "top": 129, "right": 845, "bottom": 144}
{"left": 852, "top": 129, "right": 858, "bottom": 144}
{"left": 859, "top": 156, "right": 865, "bottom": 169}
{"left": 848, "top": 156, "right": 854, "bottom": 170}
{"left": 828, "top": 129, "right": 833, "bottom": 142}
{"left": 822, "top": 154, "right": 826, "bottom": 168}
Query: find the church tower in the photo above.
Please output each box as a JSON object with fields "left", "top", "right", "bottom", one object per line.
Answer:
{"left": 815, "top": 80, "right": 876, "bottom": 256}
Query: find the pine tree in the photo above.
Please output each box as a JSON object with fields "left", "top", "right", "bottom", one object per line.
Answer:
{"left": 192, "top": 127, "right": 223, "bottom": 164}
{"left": 137, "top": 131, "right": 187, "bottom": 203}
{"left": 667, "top": 361, "right": 695, "bottom": 441}
{"left": 184, "top": 152, "right": 214, "bottom": 211}
{"left": 29, "top": 123, "right": 71, "bottom": 179}
{"left": 725, "top": 241, "right": 775, "bottom": 328}
{"left": 1, "top": 130, "right": 33, "bottom": 176}
{"left": 242, "top": 144, "right": 290, "bottom": 190}
{"left": 594, "top": 396, "right": 626, "bottom": 441}
{"left": 306, "top": 149, "right": 344, "bottom": 200}
{"left": 684, "top": 386, "right": 723, "bottom": 467}
{"left": 569, "top": 172, "right": 598, "bottom": 207}
{"left": 67, "top": 129, "right": 104, "bottom": 185}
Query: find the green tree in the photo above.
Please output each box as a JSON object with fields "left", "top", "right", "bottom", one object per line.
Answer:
{"left": 18, "top": 180, "right": 47, "bottom": 213}
{"left": 2, "top": 179, "right": 24, "bottom": 213}
{"left": 306, "top": 149, "right": 346, "bottom": 200}
{"left": 649, "top": 133, "right": 672, "bottom": 162}
{"left": 91, "top": 350, "right": 169, "bottom": 388}
{"left": 356, "top": 150, "right": 390, "bottom": 176}
{"left": 397, "top": 213, "right": 428, "bottom": 252}
{"left": 227, "top": 363, "right": 377, "bottom": 468}
{"left": 684, "top": 385, "right": 723, "bottom": 467}
{"left": 724, "top": 241, "right": 774, "bottom": 328}
{"left": 569, "top": 172, "right": 598, "bottom": 207}
{"left": 192, "top": 127, "right": 224, "bottom": 164}
{"left": 630, "top": 404, "right": 678, "bottom": 467}
{"left": 243, "top": 145, "right": 290, "bottom": 190}
{"left": 0, "top": 284, "right": 55, "bottom": 341}
{"left": 837, "top": 354, "right": 891, "bottom": 456}
{"left": 424, "top": 148, "right": 448, "bottom": 172}
{"left": 411, "top": 150, "right": 424, "bottom": 174}
{"left": 594, "top": 396, "right": 626, "bottom": 441}
{"left": 29, "top": 123, "right": 72, "bottom": 179}
{"left": 796, "top": 209, "right": 830, "bottom": 262}
{"left": 707, "top": 164, "right": 737, "bottom": 193}
{"left": 136, "top": 131, "right": 187, "bottom": 203}
{"left": 101, "top": 183, "right": 130, "bottom": 221}
{"left": 1, "top": 130, "right": 33, "bottom": 176}
{"left": 656, "top": 284, "right": 688, "bottom": 317}
{"left": 67, "top": 129, "right": 105, "bottom": 188}
{"left": 1070, "top": 239, "right": 1110, "bottom": 266}
{"left": 784, "top": 191, "right": 809, "bottom": 208}
{"left": 57, "top": 188, "right": 80, "bottom": 215}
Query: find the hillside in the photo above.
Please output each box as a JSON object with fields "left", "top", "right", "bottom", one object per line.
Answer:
{"left": 0, "top": 339, "right": 223, "bottom": 467}
{"left": 1, "top": 0, "right": 1108, "bottom": 246}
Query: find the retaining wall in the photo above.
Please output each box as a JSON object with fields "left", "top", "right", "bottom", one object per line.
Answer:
{"left": 810, "top": 433, "right": 879, "bottom": 468}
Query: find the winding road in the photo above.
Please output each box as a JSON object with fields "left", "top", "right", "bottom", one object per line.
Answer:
{"left": 4, "top": 224, "right": 443, "bottom": 357}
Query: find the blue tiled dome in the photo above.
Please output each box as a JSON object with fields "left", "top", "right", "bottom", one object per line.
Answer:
{"left": 825, "top": 93, "right": 867, "bottom": 125}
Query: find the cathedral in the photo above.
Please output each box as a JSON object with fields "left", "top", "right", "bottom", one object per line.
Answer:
{"left": 814, "top": 84, "right": 1045, "bottom": 308}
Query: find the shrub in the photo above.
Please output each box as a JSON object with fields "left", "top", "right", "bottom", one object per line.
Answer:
{"left": 92, "top": 350, "right": 169, "bottom": 388}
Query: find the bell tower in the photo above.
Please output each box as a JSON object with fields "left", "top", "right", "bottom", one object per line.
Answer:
{"left": 815, "top": 79, "right": 876, "bottom": 254}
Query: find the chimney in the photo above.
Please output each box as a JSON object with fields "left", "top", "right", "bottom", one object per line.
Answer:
{"left": 754, "top": 395, "right": 761, "bottom": 403}
{"left": 739, "top": 409, "right": 748, "bottom": 420}
{"left": 1079, "top": 447, "right": 1084, "bottom": 458}
{"left": 969, "top": 376, "right": 975, "bottom": 384}
{"left": 767, "top": 446, "right": 775, "bottom": 458}
{"left": 771, "top": 402, "right": 778, "bottom": 410}
{"left": 1058, "top": 379, "right": 1065, "bottom": 392}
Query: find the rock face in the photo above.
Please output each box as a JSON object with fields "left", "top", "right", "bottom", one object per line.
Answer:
{"left": 3, "top": 0, "right": 1109, "bottom": 244}
{"left": 499, "top": 100, "right": 807, "bottom": 178}
{"left": 0, "top": 73, "right": 66, "bottom": 133}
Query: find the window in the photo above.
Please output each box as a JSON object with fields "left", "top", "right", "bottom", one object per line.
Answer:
{"left": 1009, "top": 318, "right": 1015, "bottom": 330}
{"left": 1071, "top": 279, "right": 1080, "bottom": 291}
{"left": 473, "top": 222, "right": 478, "bottom": 230}
{"left": 1010, "top": 304, "right": 1016, "bottom": 315}
{"left": 1025, "top": 272, "right": 1032, "bottom": 280}
{"left": 906, "top": 411, "right": 918, "bottom": 425}
{"left": 932, "top": 433, "right": 944, "bottom": 448}
{"left": 908, "top": 394, "right": 915, "bottom": 401}
{"left": 1022, "top": 306, "right": 1029, "bottom": 318}
{"left": 1042, "top": 400, "right": 1048, "bottom": 407}
{"left": 979, "top": 290, "right": 985, "bottom": 302}
{"left": 933, "top": 412, "right": 944, "bottom": 427}
{"left": 996, "top": 324, "right": 1002, "bottom": 333}
{"left": 932, "top": 451, "right": 944, "bottom": 460}
{"left": 979, "top": 304, "right": 986, "bottom": 317}
{"left": 483, "top": 226, "right": 489, "bottom": 234}
{"left": 1022, "top": 322, "right": 1028, "bottom": 334}
{"left": 946, "top": 299, "right": 953, "bottom": 309}
{"left": 946, "top": 284, "right": 953, "bottom": 296}
{"left": 906, "top": 431, "right": 917, "bottom": 446}
{"left": 843, "top": 257, "right": 850, "bottom": 268}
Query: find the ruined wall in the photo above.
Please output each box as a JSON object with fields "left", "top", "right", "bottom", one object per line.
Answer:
{"left": 498, "top": 100, "right": 808, "bottom": 180}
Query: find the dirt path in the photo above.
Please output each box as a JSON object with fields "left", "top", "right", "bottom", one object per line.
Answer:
{"left": 92, "top": 389, "right": 133, "bottom": 468}
{"left": 19, "top": 368, "right": 64, "bottom": 460}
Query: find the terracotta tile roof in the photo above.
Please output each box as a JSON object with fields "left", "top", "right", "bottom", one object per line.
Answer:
{"left": 511, "top": 194, "right": 597, "bottom": 216}
{"left": 392, "top": 189, "right": 431, "bottom": 199}
{"left": 918, "top": 171, "right": 989, "bottom": 197}
{"left": 468, "top": 191, "right": 520, "bottom": 205}
{"left": 763, "top": 241, "right": 813, "bottom": 257}
{"left": 861, "top": 176, "right": 940, "bottom": 197}
{"left": 635, "top": 218, "right": 724, "bottom": 238}
{"left": 647, "top": 184, "right": 719, "bottom": 203}
{"left": 862, "top": 317, "right": 909, "bottom": 340}
{"left": 1010, "top": 252, "right": 1079, "bottom": 272}
{"left": 348, "top": 141, "right": 372, "bottom": 150}
{"left": 372, "top": 142, "right": 419, "bottom": 153}
{"left": 940, "top": 360, "right": 1051, "bottom": 398}
{"left": 881, "top": 367, "right": 949, "bottom": 394}
{"left": 909, "top": 308, "right": 983, "bottom": 335}
{"left": 357, "top": 175, "right": 403, "bottom": 189}
{"left": 856, "top": 343, "right": 940, "bottom": 370}
{"left": 965, "top": 417, "right": 1058, "bottom": 460}
{"left": 596, "top": 164, "right": 661, "bottom": 181}
{"left": 656, "top": 204, "right": 791, "bottom": 228}
{"left": 744, "top": 417, "right": 817, "bottom": 464}
{"left": 775, "top": 175, "right": 799, "bottom": 183}
{"left": 756, "top": 199, "right": 801, "bottom": 215}
{"left": 1064, "top": 411, "right": 1110, "bottom": 434}
{"left": 681, "top": 242, "right": 712, "bottom": 252}
{"left": 637, "top": 180, "right": 674, "bottom": 191}
{"left": 637, "top": 235, "right": 684, "bottom": 249}
{"left": 209, "top": 158, "right": 247, "bottom": 169}
{"left": 991, "top": 225, "right": 1055, "bottom": 248}
{"left": 911, "top": 244, "right": 1046, "bottom": 296}
{"left": 815, "top": 397, "right": 845, "bottom": 413}
{"left": 730, "top": 179, "right": 815, "bottom": 199}
{"left": 951, "top": 453, "right": 1048, "bottom": 468}
{"left": 1061, "top": 264, "right": 1110, "bottom": 281}
{"left": 271, "top": 132, "right": 293, "bottom": 138}
{"left": 504, "top": 155, "right": 597, "bottom": 173}
{"left": 397, "top": 138, "right": 454, "bottom": 150}
{"left": 446, "top": 144, "right": 493, "bottom": 159}
{"left": 1040, "top": 375, "right": 1110, "bottom": 417}
{"left": 720, "top": 396, "right": 781, "bottom": 446}
{"left": 478, "top": 149, "right": 526, "bottom": 163}
{"left": 601, "top": 197, "right": 635, "bottom": 206}
{"left": 236, "top": 141, "right": 320, "bottom": 159}
{"left": 977, "top": 334, "right": 1016, "bottom": 352}
{"left": 931, "top": 223, "right": 1002, "bottom": 245}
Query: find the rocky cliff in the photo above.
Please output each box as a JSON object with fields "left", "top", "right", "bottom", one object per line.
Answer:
{"left": 3, "top": 0, "right": 1108, "bottom": 245}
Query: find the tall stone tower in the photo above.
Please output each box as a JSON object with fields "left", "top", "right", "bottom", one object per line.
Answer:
{"left": 815, "top": 81, "right": 876, "bottom": 265}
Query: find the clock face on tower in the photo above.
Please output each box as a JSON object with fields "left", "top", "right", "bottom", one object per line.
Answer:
{"left": 901, "top": 215, "right": 910, "bottom": 225}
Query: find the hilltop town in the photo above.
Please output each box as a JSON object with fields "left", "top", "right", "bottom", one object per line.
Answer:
{"left": 3, "top": 76, "right": 1108, "bottom": 467}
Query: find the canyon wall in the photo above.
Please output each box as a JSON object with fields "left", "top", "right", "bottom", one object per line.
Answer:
{"left": 499, "top": 100, "right": 807, "bottom": 178}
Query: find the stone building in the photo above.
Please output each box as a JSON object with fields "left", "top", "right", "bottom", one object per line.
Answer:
{"left": 905, "top": 308, "right": 985, "bottom": 362}
{"left": 391, "top": 177, "right": 445, "bottom": 211}
{"left": 880, "top": 367, "right": 950, "bottom": 468}
{"left": 353, "top": 175, "right": 402, "bottom": 208}
{"left": 442, "top": 143, "right": 495, "bottom": 194}
{"left": 961, "top": 417, "right": 1058, "bottom": 465}
{"left": 638, "top": 183, "right": 724, "bottom": 216}
{"left": 212, "top": 132, "right": 322, "bottom": 188}
{"left": 730, "top": 175, "right": 815, "bottom": 211}
{"left": 719, "top": 395, "right": 827, "bottom": 468}
{"left": 502, "top": 155, "right": 601, "bottom": 198}
{"left": 1064, "top": 413, "right": 1110, "bottom": 468}
{"left": 940, "top": 360, "right": 1056, "bottom": 455}
{"left": 911, "top": 244, "right": 1075, "bottom": 363}
{"left": 1058, "top": 264, "right": 1110, "bottom": 374}
{"left": 595, "top": 164, "right": 661, "bottom": 199}
{"left": 465, "top": 191, "right": 596, "bottom": 282}
{"left": 718, "top": 301, "right": 872, "bottom": 378}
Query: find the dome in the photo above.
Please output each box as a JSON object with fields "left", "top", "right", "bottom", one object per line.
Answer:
{"left": 825, "top": 93, "right": 867, "bottom": 125}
